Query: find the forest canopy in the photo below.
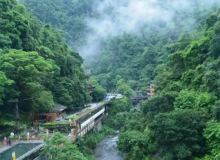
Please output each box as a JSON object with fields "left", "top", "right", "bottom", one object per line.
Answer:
{"left": 4, "top": 0, "right": 220, "bottom": 159}
{"left": 0, "top": 0, "right": 91, "bottom": 130}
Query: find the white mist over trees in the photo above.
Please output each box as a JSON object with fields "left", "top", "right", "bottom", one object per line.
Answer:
{"left": 20, "top": 0, "right": 220, "bottom": 62}
{"left": 79, "top": 0, "right": 220, "bottom": 61}
{"left": 20, "top": 0, "right": 220, "bottom": 91}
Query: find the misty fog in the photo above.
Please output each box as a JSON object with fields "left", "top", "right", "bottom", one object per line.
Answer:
{"left": 78, "top": 0, "right": 220, "bottom": 62}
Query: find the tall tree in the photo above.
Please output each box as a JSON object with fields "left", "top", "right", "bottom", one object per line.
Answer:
{"left": 0, "top": 50, "right": 54, "bottom": 131}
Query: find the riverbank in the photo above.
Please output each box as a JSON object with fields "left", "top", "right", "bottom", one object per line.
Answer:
{"left": 95, "top": 135, "right": 124, "bottom": 160}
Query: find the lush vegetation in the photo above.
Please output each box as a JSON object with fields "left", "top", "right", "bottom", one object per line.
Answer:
{"left": 0, "top": 0, "right": 92, "bottom": 131}
{"left": 115, "top": 7, "right": 220, "bottom": 160}
{"left": 42, "top": 97, "right": 132, "bottom": 160}
{"left": 87, "top": 78, "right": 106, "bottom": 102}
{"left": 42, "top": 132, "right": 88, "bottom": 160}
{"left": 4, "top": 0, "right": 220, "bottom": 160}
{"left": 89, "top": 3, "right": 219, "bottom": 92}
{"left": 20, "top": 0, "right": 95, "bottom": 48}
{"left": 75, "top": 2, "right": 220, "bottom": 159}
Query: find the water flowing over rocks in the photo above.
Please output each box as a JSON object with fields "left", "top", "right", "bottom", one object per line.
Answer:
{"left": 95, "top": 135, "right": 124, "bottom": 160}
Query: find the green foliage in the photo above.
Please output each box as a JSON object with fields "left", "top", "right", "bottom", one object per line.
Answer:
{"left": 0, "top": 49, "right": 54, "bottom": 112}
{"left": 0, "top": 0, "right": 89, "bottom": 131}
{"left": 149, "top": 110, "right": 207, "bottom": 160}
{"left": 21, "top": 0, "right": 94, "bottom": 48}
{"left": 204, "top": 120, "right": 220, "bottom": 156}
{"left": 0, "top": 71, "right": 12, "bottom": 105}
{"left": 174, "top": 90, "right": 216, "bottom": 113}
{"left": 65, "top": 115, "right": 78, "bottom": 120}
{"left": 19, "top": 133, "right": 26, "bottom": 139}
{"left": 0, "top": 112, "right": 15, "bottom": 127}
{"left": 98, "top": 5, "right": 220, "bottom": 160}
{"left": 83, "top": 125, "right": 115, "bottom": 150}
{"left": 42, "top": 132, "right": 88, "bottom": 160}
{"left": 194, "top": 155, "right": 213, "bottom": 160}
{"left": 106, "top": 97, "right": 132, "bottom": 116}
{"left": 116, "top": 78, "right": 134, "bottom": 98}
{"left": 9, "top": 135, "right": 18, "bottom": 140}
{"left": 142, "top": 94, "right": 175, "bottom": 120}
{"left": 118, "top": 130, "right": 148, "bottom": 160}
{"left": 116, "top": 109, "right": 148, "bottom": 160}
{"left": 42, "top": 123, "right": 69, "bottom": 126}
{"left": 3, "top": 0, "right": 220, "bottom": 159}
{"left": 215, "top": 105, "right": 220, "bottom": 122}
{"left": 209, "top": 21, "right": 220, "bottom": 58}
{"left": 88, "top": 78, "right": 106, "bottom": 102}
{"left": 88, "top": 4, "right": 218, "bottom": 92}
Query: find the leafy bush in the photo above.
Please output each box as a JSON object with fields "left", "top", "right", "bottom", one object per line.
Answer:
{"left": 9, "top": 136, "right": 18, "bottom": 140}
{"left": 148, "top": 110, "right": 207, "bottom": 159}
{"left": 65, "top": 115, "right": 78, "bottom": 120}
{"left": 204, "top": 120, "right": 220, "bottom": 156}
{"left": 19, "top": 133, "right": 26, "bottom": 139}
{"left": 42, "top": 132, "right": 88, "bottom": 160}
{"left": 84, "top": 125, "right": 115, "bottom": 149}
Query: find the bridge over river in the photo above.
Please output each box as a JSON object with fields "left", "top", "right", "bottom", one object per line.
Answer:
{"left": 40, "top": 93, "right": 123, "bottom": 141}
{"left": 0, "top": 94, "right": 123, "bottom": 160}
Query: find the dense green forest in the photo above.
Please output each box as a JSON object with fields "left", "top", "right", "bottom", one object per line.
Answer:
{"left": 3, "top": 0, "right": 220, "bottom": 160}
{"left": 0, "top": 0, "right": 101, "bottom": 132}
{"left": 115, "top": 5, "right": 220, "bottom": 160}
{"left": 113, "top": 8, "right": 220, "bottom": 158}
{"left": 21, "top": 0, "right": 220, "bottom": 92}
{"left": 90, "top": 3, "right": 220, "bottom": 92}
{"left": 20, "top": 0, "right": 95, "bottom": 48}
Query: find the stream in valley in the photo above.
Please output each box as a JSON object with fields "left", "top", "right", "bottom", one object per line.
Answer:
{"left": 95, "top": 135, "right": 124, "bottom": 160}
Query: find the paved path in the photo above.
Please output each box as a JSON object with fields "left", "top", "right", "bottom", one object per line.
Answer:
{"left": 0, "top": 140, "right": 44, "bottom": 154}
{"left": 66, "top": 102, "right": 101, "bottom": 116}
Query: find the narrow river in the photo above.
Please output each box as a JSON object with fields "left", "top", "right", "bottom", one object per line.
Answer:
{"left": 95, "top": 135, "right": 124, "bottom": 160}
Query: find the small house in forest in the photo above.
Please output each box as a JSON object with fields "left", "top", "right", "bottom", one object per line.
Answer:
{"left": 33, "top": 104, "right": 67, "bottom": 124}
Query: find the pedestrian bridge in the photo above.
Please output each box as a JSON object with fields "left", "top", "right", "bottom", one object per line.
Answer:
{"left": 40, "top": 95, "right": 123, "bottom": 141}
{"left": 0, "top": 95, "right": 123, "bottom": 160}
{"left": 66, "top": 94, "right": 123, "bottom": 140}
{"left": 72, "top": 101, "right": 110, "bottom": 140}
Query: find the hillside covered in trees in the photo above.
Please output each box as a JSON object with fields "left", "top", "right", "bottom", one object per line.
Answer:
{"left": 21, "top": 0, "right": 220, "bottom": 93}
{"left": 3, "top": 0, "right": 220, "bottom": 160}
{"left": 0, "top": 0, "right": 93, "bottom": 132}
{"left": 20, "top": 0, "right": 95, "bottom": 48}
{"left": 114, "top": 8, "right": 220, "bottom": 159}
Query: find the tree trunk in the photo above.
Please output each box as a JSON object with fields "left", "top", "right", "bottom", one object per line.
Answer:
{"left": 15, "top": 102, "right": 19, "bottom": 134}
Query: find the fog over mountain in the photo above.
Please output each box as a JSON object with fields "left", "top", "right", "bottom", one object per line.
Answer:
{"left": 78, "top": 0, "right": 219, "bottom": 61}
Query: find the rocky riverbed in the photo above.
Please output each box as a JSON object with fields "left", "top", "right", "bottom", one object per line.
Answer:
{"left": 95, "top": 135, "right": 124, "bottom": 160}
